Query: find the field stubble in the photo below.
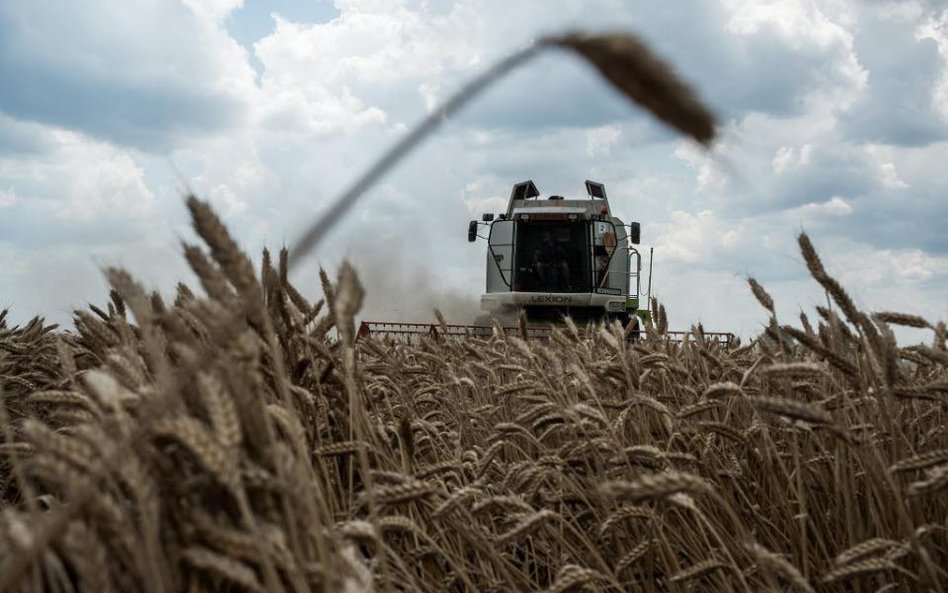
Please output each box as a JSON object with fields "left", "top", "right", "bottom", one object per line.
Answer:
{"left": 0, "top": 196, "right": 946, "bottom": 593}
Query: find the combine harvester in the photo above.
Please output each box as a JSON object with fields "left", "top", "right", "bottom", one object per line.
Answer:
{"left": 358, "top": 180, "right": 733, "bottom": 347}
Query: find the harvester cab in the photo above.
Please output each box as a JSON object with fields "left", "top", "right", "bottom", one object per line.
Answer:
{"left": 469, "top": 180, "right": 647, "bottom": 328}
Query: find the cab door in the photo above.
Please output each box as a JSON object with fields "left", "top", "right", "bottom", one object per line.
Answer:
{"left": 486, "top": 220, "right": 514, "bottom": 292}
{"left": 593, "top": 220, "right": 627, "bottom": 295}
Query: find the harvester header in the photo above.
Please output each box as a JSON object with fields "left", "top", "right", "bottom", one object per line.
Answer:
{"left": 358, "top": 179, "right": 734, "bottom": 347}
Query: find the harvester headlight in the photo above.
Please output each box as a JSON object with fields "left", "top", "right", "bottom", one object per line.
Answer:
{"left": 607, "top": 300, "right": 624, "bottom": 312}
{"left": 567, "top": 213, "right": 579, "bottom": 222}
{"left": 519, "top": 213, "right": 530, "bottom": 221}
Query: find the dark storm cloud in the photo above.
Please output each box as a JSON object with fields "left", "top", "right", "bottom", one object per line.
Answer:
{"left": 453, "top": 53, "right": 648, "bottom": 132}
{"left": 0, "top": 1, "right": 251, "bottom": 152}
{"left": 437, "top": 0, "right": 867, "bottom": 143}
{"left": 623, "top": 2, "right": 835, "bottom": 119}
{"left": 761, "top": 146, "right": 877, "bottom": 210}
{"left": 0, "top": 76, "right": 236, "bottom": 153}
{"left": 853, "top": 203, "right": 948, "bottom": 253}
{"left": 0, "top": 115, "right": 56, "bottom": 156}
{"left": 839, "top": 10, "right": 948, "bottom": 146}
{"left": 705, "top": 138, "right": 948, "bottom": 257}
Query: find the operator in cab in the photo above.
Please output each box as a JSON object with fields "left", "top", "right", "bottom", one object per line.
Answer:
{"left": 535, "top": 229, "right": 570, "bottom": 291}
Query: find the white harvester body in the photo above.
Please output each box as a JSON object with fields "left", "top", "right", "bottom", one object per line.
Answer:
{"left": 469, "top": 180, "right": 643, "bottom": 324}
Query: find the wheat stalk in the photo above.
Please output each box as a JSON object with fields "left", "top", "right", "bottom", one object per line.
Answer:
{"left": 600, "top": 471, "right": 713, "bottom": 502}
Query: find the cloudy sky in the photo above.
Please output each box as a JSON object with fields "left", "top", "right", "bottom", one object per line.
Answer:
{"left": 1, "top": 0, "right": 946, "bottom": 340}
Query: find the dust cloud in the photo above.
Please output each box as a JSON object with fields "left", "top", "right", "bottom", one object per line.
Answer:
{"left": 344, "top": 244, "right": 481, "bottom": 325}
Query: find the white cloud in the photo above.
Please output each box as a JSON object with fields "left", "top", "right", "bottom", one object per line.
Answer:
{"left": 0, "top": 241, "right": 189, "bottom": 324}
{"left": 788, "top": 195, "right": 854, "bottom": 218}
{"left": 772, "top": 146, "right": 795, "bottom": 173}
{"left": 828, "top": 241, "right": 947, "bottom": 283}
{"left": 652, "top": 209, "right": 744, "bottom": 264}
{"left": 333, "top": 0, "right": 411, "bottom": 14}
{"left": 0, "top": 186, "right": 15, "bottom": 208}
{"left": 879, "top": 162, "right": 909, "bottom": 188}
{"left": 724, "top": 0, "right": 868, "bottom": 110}
{"left": 0, "top": 126, "right": 153, "bottom": 223}
{"left": 250, "top": 3, "right": 486, "bottom": 135}
{"left": 916, "top": 9, "right": 948, "bottom": 121}
{"left": 462, "top": 179, "right": 508, "bottom": 219}
{"left": 586, "top": 125, "right": 621, "bottom": 157}
{"left": 181, "top": 0, "right": 244, "bottom": 22}
{"left": 418, "top": 82, "right": 441, "bottom": 113}
{"left": 875, "top": 1, "right": 926, "bottom": 22}
{"left": 673, "top": 142, "right": 721, "bottom": 192}
{"left": 206, "top": 183, "right": 249, "bottom": 217}
{"left": 772, "top": 144, "right": 812, "bottom": 173}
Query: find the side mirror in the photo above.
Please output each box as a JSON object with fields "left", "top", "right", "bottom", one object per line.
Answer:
{"left": 628, "top": 222, "right": 641, "bottom": 245}
{"left": 481, "top": 213, "right": 495, "bottom": 222}
{"left": 468, "top": 220, "right": 478, "bottom": 242}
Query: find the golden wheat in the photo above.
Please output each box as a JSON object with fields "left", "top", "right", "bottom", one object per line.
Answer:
{"left": 0, "top": 198, "right": 945, "bottom": 593}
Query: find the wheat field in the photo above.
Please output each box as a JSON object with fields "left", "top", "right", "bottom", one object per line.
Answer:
{"left": 0, "top": 196, "right": 946, "bottom": 593}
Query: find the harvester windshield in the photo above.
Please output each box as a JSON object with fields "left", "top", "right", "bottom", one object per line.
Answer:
{"left": 514, "top": 221, "right": 590, "bottom": 293}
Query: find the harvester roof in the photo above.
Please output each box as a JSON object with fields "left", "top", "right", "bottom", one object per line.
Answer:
{"left": 505, "top": 179, "right": 613, "bottom": 220}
